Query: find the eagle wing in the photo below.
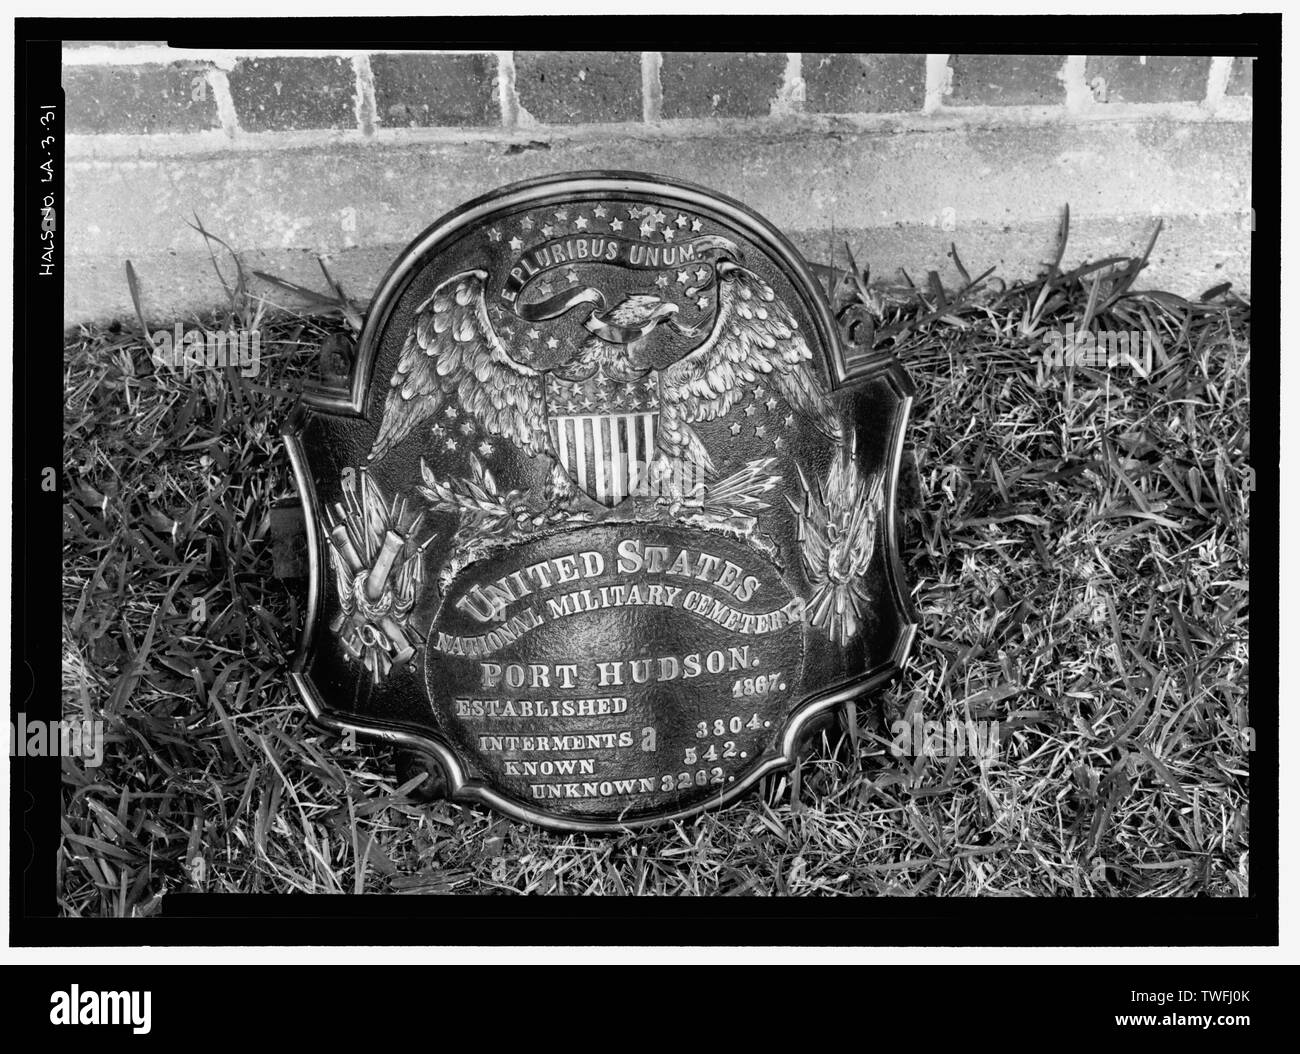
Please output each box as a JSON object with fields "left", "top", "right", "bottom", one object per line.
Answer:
{"left": 660, "top": 266, "right": 842, "bottom": 444}
{"left": 367, "top": 270, "right": 550, "bottom": 463}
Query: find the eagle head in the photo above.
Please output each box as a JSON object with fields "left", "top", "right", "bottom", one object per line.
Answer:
{"left": 604, "top": 294, "right": 680, "bottom": 329}
{"left": 583, "top": 293, "right": 679, "bottom": 353}
{"left": 571, "top": 294, "right": 680, "bottom": 380}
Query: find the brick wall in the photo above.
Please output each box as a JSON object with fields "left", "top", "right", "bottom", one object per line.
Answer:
{"left": 61, "top": 46, "right": 1254, "bottom": 321}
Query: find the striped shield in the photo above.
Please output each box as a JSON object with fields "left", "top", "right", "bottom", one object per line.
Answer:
{"left": 546, "top": 367, "right": 660, "bottom": 507}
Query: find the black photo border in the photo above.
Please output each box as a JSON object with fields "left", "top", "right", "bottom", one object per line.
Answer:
{"left": 16, "top": 11, "right": 1279, "bottom": 947}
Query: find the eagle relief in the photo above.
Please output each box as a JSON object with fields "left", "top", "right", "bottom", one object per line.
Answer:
{"left": 284, "top": 173, "right": 917, "bottom": 830}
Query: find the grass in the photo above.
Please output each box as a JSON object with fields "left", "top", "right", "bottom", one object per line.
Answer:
{"left": 60, "top": 215, "right": 1251, "bottom": 909}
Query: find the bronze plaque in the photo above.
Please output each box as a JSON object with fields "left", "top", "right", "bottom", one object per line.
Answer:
{"left": 285, "top": 172, "right": 916, "bottom": 831}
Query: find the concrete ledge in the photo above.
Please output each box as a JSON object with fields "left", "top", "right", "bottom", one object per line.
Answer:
{"left": 65, "top": 118, "right": 1252, "bottom": 322}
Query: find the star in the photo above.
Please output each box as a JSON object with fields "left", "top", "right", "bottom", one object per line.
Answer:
{"left": 639, "top": 221, "right": 655, "bottom": 238}
{"left": 575, "top": 214, "right": 589, "bottom": 230}
{"left": 773, "top": 436, "right": 784, "bottom": 450}
{"left": 744, "top": 403, "right": 757, "bottom": 417}
{"left": 628, "top": 205, "right": 643, "bottom": 218}
{"left": 509, "top": 236, "right": 523, "bottom": 252}
{"left": 645, "top": 390, "right": 659, "bottom": 408}
{"left": 695, "top": 267, "right": 709, "bottom": 281}
{"left": 444, "top": 437, "right": 457, "bottom": 451}
{"left": 445, "top": 405, "right": 459, "bottom": 419}
{"left": 527, "top": 328, "right": 540, "bottom": 341}
{"left": 663, "top": 228, "right": 675, "bottom": 242}
{"left": 521, "top": 216, "right": 535, "bottom": 230}
{"left": 488, "top": 227, "right": 502, "bottom": 242}
{"left": 565, "top": 268, "right": 579, "bottom": 284}
{"left": 675, "top": 214, "right": 688, "bottom": 228}
{"left": 593, "top": 204, "right": 608, "bottom": 218}
{"left": 755, "top": 424, "right": 766, "bottom": 438}
{"left": 478, "top": 441, "right": 494, "bottom": 457}
{"left": 728, "top": 421, "right": 742, "bottom": 436}
{"left": 541, "top": 224, "right": 555, "bottom": 238}
{"left": 766, "top": 397, "right": 779, "bottom": 412}
{"left": 581, "top": 395, "right": 595, "bottom": 410}
{"left": 430, "top": 423, "right": 446, "bottom": 437}
{"left": 697, "top": 296, "right": 709, "bottom": 309}
{"left": 691, "top": 218, "right": 703, "bottom": 232}
{"left": 459, "top": 421, "right": 475, "bottom": 435}
{"left": 676, "top": 270, "right": 690, "bottom": 284}
{"left": 595, "top": 375, "right": 610, "bottom": 391}
{"left": 546, "top": 336, "right": 560, "bottom": 350}
{"left": 783, "top": 413, "right": 794, "bottom": 427}
{"left": 655, "top": 274, "right": 669, "bottom": 288}
{"left": 755, "top": 385, "right": 767, "bottom": 398}
{"left": 653, "top": 209, "right": 666, "bottom": 224}
{"left": 610, "top": 218, "right": 624, "bottom": 232}
{"left": 554, "top": 208, "right": 568, "bottom": 221}
{"left": 538, "top": 281, "right": 553, "bottom": 296}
